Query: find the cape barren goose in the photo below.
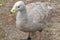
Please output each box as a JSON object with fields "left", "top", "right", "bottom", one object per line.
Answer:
{"left": 10, "top": 1, "right": 53, "bottom": 40}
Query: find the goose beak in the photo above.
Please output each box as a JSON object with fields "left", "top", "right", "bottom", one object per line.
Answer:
{"left": 11, "top": 7, "right": 16, "bottom": 13}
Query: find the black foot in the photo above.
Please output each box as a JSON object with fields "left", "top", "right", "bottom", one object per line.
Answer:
{"left": 27, "top": 37, "right": 31, "bottom": 40}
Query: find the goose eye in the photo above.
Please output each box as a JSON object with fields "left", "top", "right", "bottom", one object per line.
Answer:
{"left": 18, "top": 6, "right": 20, "bottom": 8}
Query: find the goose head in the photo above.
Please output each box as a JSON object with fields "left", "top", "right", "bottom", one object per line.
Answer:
{"left": 10, "top": 1, "right": 25, "bottom": 14}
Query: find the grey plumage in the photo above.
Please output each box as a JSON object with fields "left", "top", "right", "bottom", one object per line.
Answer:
{"left": 11, "top": 1, "right": 53, "bottom": 32}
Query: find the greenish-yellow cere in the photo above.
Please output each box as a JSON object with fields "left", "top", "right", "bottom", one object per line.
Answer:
{"left": 11, "top": 8, "right": 16, "bottom": 13}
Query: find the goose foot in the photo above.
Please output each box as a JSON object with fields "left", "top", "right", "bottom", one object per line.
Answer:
{"left": 27, "top": 37, "right": 31, "bottom": 40}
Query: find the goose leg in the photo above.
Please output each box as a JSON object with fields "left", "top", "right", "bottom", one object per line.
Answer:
{"left": 38, "top": 29, "right": 42, "bottom": 40}
{"left": 38, "top": 32, "right": 42, "bottom": 40}
{"left": 27, "top": 32, "right": 31, "bottom": 40}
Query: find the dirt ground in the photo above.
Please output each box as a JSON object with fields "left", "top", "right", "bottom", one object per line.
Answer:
{"left": 0, "top": 0, "right": 60, "bottom": 40}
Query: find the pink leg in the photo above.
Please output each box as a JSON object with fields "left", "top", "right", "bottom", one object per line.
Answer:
{"left": 28, "top": 32, "right": 30, "bottom": 37}
{"left": 27, "top": 32, "right": 31, "bottom": 40}
{"left": 38, "top": 32, "right": 42, "bottom": 40}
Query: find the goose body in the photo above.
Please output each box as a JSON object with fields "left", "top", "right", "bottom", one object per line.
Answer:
{"left": 11, "top": 1, "right": 52, "bottom": 32}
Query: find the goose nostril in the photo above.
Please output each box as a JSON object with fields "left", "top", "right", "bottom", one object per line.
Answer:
{"left": 13, "top": 10, "right": 14, "bottom": 11}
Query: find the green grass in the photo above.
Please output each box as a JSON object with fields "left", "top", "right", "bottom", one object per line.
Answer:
{"left": 0, "top": 0, "right": 5, "bottom": 15}
{"left": 0, "top": 0, "right": 3, "bottom": 4}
